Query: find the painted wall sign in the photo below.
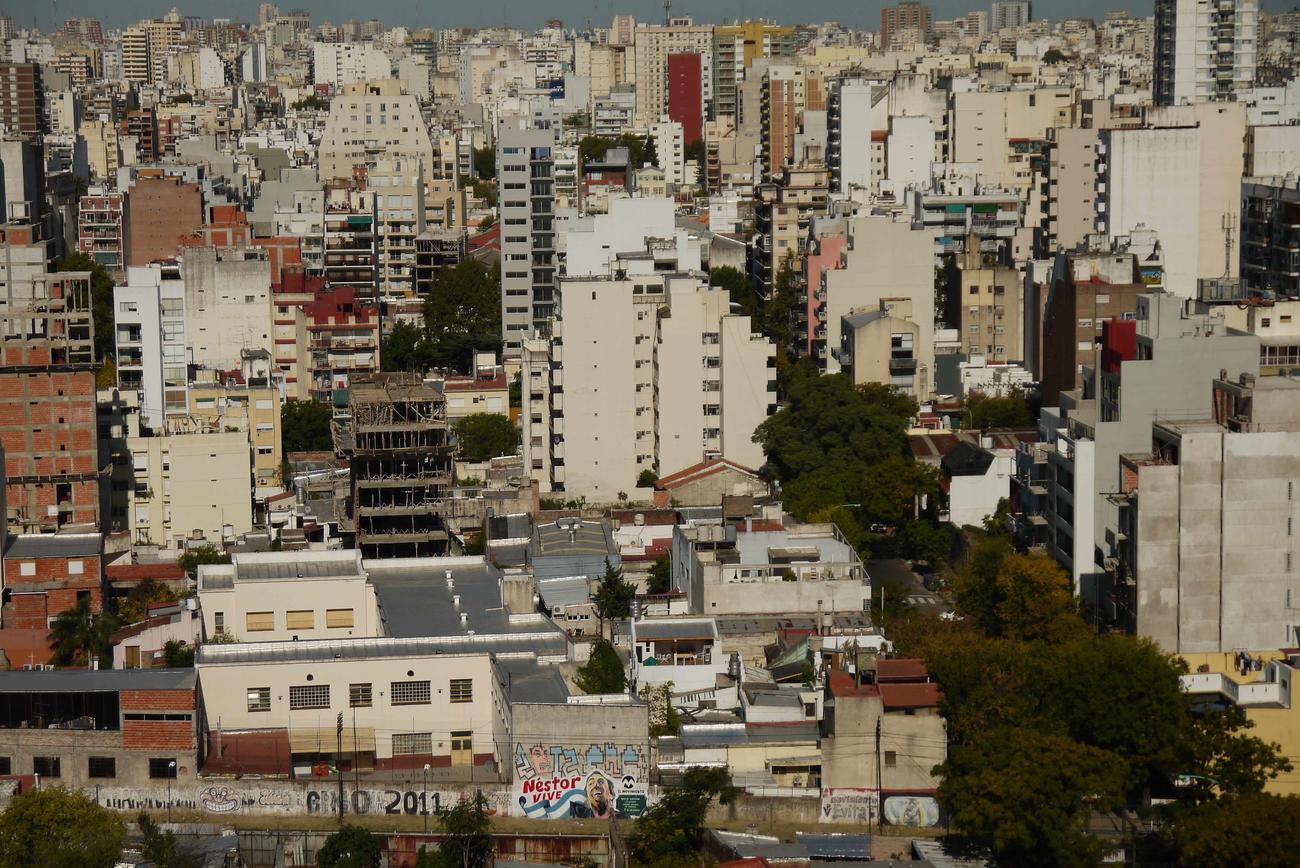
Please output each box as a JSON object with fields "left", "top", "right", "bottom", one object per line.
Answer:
{"left": 511, "top": 740, "right": 650, "bottom": 820}
{"left": 819, "top": 788, "right": 876, "bottom": 824}
{"left": 882, "top": 794, "right": 941, "bottom": 828}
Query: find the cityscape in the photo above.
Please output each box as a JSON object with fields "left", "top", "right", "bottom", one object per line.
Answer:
{"left": 0, "top": 0, "right": 1297, "bottom": 865}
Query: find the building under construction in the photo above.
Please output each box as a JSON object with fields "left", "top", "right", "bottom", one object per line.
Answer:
{"left": 343, "top": 373, "right": 452, "bottom": 559}
{"left": 0, "top": 222, "right": 99, "bottom": 533}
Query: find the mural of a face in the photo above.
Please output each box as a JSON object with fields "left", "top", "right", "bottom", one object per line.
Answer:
{"left": 529, "top": 745, "right": 553, "bottom": 776}
{"left": 585, "top": 772, "right": 612, "bottom": 819}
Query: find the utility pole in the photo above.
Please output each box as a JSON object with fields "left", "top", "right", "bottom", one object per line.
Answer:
{"left": 874, "top": 717, "right": 883, "bottom": 833}
{"left": 338, "top": 712, "right": 348, "bottom": 821}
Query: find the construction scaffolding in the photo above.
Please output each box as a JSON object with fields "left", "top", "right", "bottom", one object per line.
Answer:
{"left": 344, "top": 373, "right": 453, "bottom": 559}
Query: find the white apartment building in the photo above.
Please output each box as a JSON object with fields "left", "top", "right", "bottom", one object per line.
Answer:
{"left": 115, "top": 262, "right": 187, "bottom": 431}
{"left": 127, "top": 430, "right": 253, "bottom": 550}
{"left": 649, "top": 119, "right": 686, "bottom": 186}
{"left": 312, "top": 42, "right": 390, "bottom": 87}
{"left": 317, "top": 80, "right": 434, "bottom": 181}
{"left": 990, "top": 1, "right": 1032, "bottom": 31}
{"left": 1097, "top": 102, "right": 1245, "bottom": 299}
{"left": 1154, "top": 0, "right": 1257, "bottom": 107}
{"left": 522, "top": 265, "right": 774, "bottom": 500}
{"left": 368, "top": 158, "right": 426, "bottom": 297}
{"left": 632, "top": 21, "right": 714, "bottom": 127}
{"left": 497, "top": 118, "right": 557, "bottom": 356}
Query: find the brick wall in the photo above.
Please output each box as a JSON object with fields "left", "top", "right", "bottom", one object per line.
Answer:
{"left": 120, "top": 690, "right": 195, "bottom": 712}
{"left": 120, "top": 688, "right": 197, "bottom": 751}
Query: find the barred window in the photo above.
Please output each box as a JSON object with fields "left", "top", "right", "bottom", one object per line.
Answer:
{"left": 349, "top": 683, "right": 372, "bottom": 708}
{"left": 390, "top": 680, "right": 431, "bottom": 705}
{"left": 450, "top": 679, "right": 473, "bottom": 703}
{"left": 247, "top": 687, "right": 271, "bottom": 712}
{"left": 88, "top": 756, "right": 116, "bottom": 778}
{"left": 391, "top": 732, "right": 433, "bottom": 756}
{"left": 289, "top": 684, "right": 330, "bottom": 710}
{"left": 33, "top": 757, "right": 60, "bottom": 777}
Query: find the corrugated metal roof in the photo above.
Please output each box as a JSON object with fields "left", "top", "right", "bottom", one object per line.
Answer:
{"left": 4, "top": 534, "right": 102, "bottom": 559}
{"left": 0, "top": 668, "right": 196, "bottom": 693}
{"left": 795, "top": 832, "right": 873, "bottom": 860}
{"left": 536, "top": 575, "right": 591, "bottom": 609}
{"left": 196, "top": 632, "right": 566, "bottom": 666}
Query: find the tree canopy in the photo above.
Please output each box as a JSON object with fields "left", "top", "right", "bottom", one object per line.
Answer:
{"left": 591, "top": 559, "right": 636, "bottom": 626}
{"left": 281, "top": 399, "right": 334, "bottom": 453}
{"left": 139, "top": 812, "right": 199, "bottom": 868}
{"left": 710, "top": 266, "right": 758, "bottom": 319}
{"left": 452, "top": 413, "right": 518, "bottom": 462}
{"left": 48, "top": 598, "right": 119, "bottom": 666}
{"left": 0, "top": 786, "right": 126, "bottom": 867}
{"left": 421, "top": 260, "right": 502, "bottom": 373}
{"left": 575, "top": 639, "right": 627, "bottom": 695}
{"left": 646, "top": 553, "right": 672, "bottom": 595}
{"left": 964, "top": 390, "right": 1034, "bottom": 430}
{"left": 628, "top": 768, "right": 736, "bottom": 865}
{"left": 116, "top": 579, "right": 178, "bottom": 624}
{"left": 177, "top": 544, "right": 230, "bottom": 578}
{"left": 1173, "top": 793, "right": 1300, "bottom": 868}
{"left": 472, "top": 145, "right": 496, "bottom": 180}
{"left": 316, "top": 825, "right": 382, "bottom": 868}
{"left": 416, "top": 792, "right": 494, "bottom": 868}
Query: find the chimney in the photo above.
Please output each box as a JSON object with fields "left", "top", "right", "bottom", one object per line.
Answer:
{"left": 445, "top": 570, "right": 454, "bottom": 589}
{"left": 459, "top": 612, "right": 468, "bottom": 628}
{"left": 453, "top": 595, "right": 460, "bottom": 609}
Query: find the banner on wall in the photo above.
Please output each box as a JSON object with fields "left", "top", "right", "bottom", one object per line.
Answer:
{"left": 514, "top": 770, "right": 647, "bottom": 820}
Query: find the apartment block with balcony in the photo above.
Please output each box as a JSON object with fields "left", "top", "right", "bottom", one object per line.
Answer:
{"left": 125, "top": 430, "right": 253, "bottom": 550}
{"left": 749, "top": 166, "right": 829, "bottom": 300}
{"left": 1154, "top": 0, "right": 1257, "bottom": 107}
{"left": 368, "top": 158, "right": 426, "bottom": 299}
{"left": 77, "top": 191, "right": 125, "bottom": 271}
{"left": 497, "top": 119, "right": 557, "bottom": 358}
{"left": 630, "top": 618, "right": 727, "bottom": 696}
{"left": 322, "top": 184, "right": 379, "bottom": 301}
{"left": 1241, "top": 176, "right": 1300, "bottom": 299}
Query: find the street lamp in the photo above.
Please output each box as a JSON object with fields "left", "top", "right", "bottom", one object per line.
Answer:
{"left": 167, "top": 761, "right": 177, "bottom": 822}
{"left": 423, "top": 763, "right": 431, "bottom": 833}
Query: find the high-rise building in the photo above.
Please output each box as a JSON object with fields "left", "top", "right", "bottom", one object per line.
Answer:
{"left": 317, "top": 80, "right": 433, "bottom": 180}
{"left": 880, "top": 2, "right": 931, "bottom": 50}
{"left": 0, "top": 63, "right": 44, "bottom": 139}
{"left": 632, "top": 20, "right": 713, "bottom": 128}
{"left": 712, "top": 21, "right": 796, "bottom": 120}
{"left": 1241, "top": 176, "right": 1300, "bottom": 299}
{"left": 666, "top": 53, "right": 704, "bottom": 146}
{"left": 496, "top": 118, "right": 557, "bottom": 358}
{"left": 990, "top": 1, "right": 1032, "bottom": 31}
{"left": 1153, "top": 0, "right": 1258, "bottom": 106}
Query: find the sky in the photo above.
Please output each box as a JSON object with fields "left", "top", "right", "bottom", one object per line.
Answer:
{"left": 15, "top": 0, "right": 1188, "bottom": 34}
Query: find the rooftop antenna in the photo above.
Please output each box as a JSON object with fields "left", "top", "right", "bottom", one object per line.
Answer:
{"left": 664, "top": 0, "right": 672, "bottom": 26}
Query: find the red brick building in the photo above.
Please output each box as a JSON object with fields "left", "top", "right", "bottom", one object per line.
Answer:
{"left": 0, "top": 669, "right": 199, "bottom": 789}
{"left": 123, "top": 175, "right": 203, "bottom": 267}
{"left": 1, "top": 534, "right": 103, "bottom": 630}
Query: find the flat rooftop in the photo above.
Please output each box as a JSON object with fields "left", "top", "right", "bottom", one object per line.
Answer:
{"left": 0, "top": 668, "right": 196, "bottom": 693}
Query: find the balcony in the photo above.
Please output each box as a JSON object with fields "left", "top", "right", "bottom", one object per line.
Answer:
{"left": 1181, "top": 671, "right": 1289, "bottom": 708}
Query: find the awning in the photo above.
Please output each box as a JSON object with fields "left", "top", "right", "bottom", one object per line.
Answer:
{"left": 289, "top": 727, "right": 376, "bottom": 754}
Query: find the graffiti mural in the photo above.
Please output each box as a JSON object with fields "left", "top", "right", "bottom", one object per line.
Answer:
{"left": 512, "top": 741, "right": 650, "bottom": 820}
{"left": 819, "top": 788, "right": 876, "bottom": 824}
{"left": 882, "top": 794, "right": 941, "bottom": 827}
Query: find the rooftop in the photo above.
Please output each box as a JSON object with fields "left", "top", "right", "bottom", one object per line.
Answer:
{"left": 4, "top": 533, "right": 101, "bottom": 560}
{"left": 531, "top": 519, "right": 617, "bottom": 559}
{"left": 196, "top": 632, "right": 566, "bottom": 666}
{"left": 633, "top": 618, "right": 720, "bottom": 642}
{"left": 0, "top": 668, "right": 196, "bottom": 693}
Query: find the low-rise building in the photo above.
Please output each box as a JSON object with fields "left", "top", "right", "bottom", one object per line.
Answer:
{"left": 1, "top": 533, "right": 103, "bottom": 631}
{"left": 630, "top": 617, "right": 728, "bottom": 695}
{"left": 126, "top": 431, "right": 253, "bottom": 551}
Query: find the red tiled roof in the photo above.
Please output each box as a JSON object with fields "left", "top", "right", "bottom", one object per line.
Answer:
{"left": 880, "top": 682, "right": 941, "bottom": 710}
{"left": 877, "top": 658, "right": 930, "bottom": 682}
{"left": 106, "top": 563, "right": 187, "bottom": 583}
{"left": 656, "top": 457, "right": 762, "bottom": 489}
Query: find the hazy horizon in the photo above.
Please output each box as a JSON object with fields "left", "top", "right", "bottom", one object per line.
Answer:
{"left": 11, "top": 0, "right": 1210, "bottom": 35}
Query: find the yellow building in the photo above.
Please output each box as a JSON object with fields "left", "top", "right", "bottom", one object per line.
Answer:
{"left": 713, "top": 22, "right": 796, "bottom": 118}
{"left": 184, "top": 370, "right": 283, "bottom": 492}
{"left": 1181, "top": 649, "right": 1300, "bottom": 796}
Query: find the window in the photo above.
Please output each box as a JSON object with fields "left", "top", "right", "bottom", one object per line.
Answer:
{"left": 286, "top": 610, "right": 315, "bottom": 630}
{"left": 884, "top": 751, "right": 897, "bottom": 768}
{"left": 391, "top": 680, "right": 431, "bottom": 705}
{"left": 68, "top": 560, "right": 84, "bottom": 575}
{"left": 149, "top": 758, "right": 177, "bottom": 779}
{"left": 214, "top": 612, "right": 225, "bottom": 635}
{"left": 0, "top": 757, "right": 9, "bottom": 775}
{"left": 33, "top": 757, "right": 60, "bottom": 777}
{"left": 247, "top": 687, "right": 271, "bottom": 712}
{"left": 88, "top": 756, "right": 116, "bottom": 778}
{"left": 349, "top": 683, "right": 373, "bottom": 708}
{"left": 245, "top": 611, "right": 274, "bottom": 632}
{"left": 19, "top": 562, "right": 34, "bottom": 577}
{"left": 450, "top": 679, "right": 473, "bottom": 703}
{"left": 289, "top": 684, "right": 330, "bottom": 710}
{"left": 124, "top": 713, "right": 191, "bottom": 721}
{"left": 326, "top": 608, "right": 354, "bottom": 628}
{"left": 1263, "top": 318, "right": 1272, "bottom": 328}
{"left": 392, "top": 732, "right": 433, "bottom": 755}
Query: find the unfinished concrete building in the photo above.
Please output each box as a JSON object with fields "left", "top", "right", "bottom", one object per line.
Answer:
{"left": 0, "top": 233, "right": 98, "bottom": 532}
{"left": 344, "top": 374, "right": 452, "bottom": 559}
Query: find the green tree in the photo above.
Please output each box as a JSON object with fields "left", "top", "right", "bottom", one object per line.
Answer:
{"left": 291, "top": 94, "right": 326, "bottom": 110}
{"left": 116, "top": 578, "right": 178, "bottom": 624}
{"left": 953, "top": 545, "right": 1078, "bottom": 641}
{"left": 0, "top": 786, "right": 126, "bottom": 867}
{"left": 763, "top": 252, "right": 801, "bottom": 360}
{"left": 937, "top": 728, "right": 1127, "bottom": 868}
{"left": 416, "top": 792, "right": 494, "bottom": 868}
{"left": 452, "top": 413, "right": 518, "bottom": 461}
{"left": 628, "top": 767, "right": 736, "bottom": 865}
{"left": 422, "top": 260, "right": 502, "bottom": 372}
{"left": 642, "top": 681, "right": 682, "bottom": 737}
{"left": 1173, "top": 792, "right": 1300, "bottom": 868}
{"left": 1175, "top": 707, "right": 1292, "bottom": 805}
{"left": 177, "top": 543, "right": 230, "bottom": 578}
{"left": 1042, "top": 48, "right": 1066, "bottom": 64}
{"left": 636, "top": 467, "right": 658, "bottom": 488}
{"left": 48, "top": 598, "right": 119, "bottom": 666}
{"left": 574, "top": 639, "right": 627, "bottom": 694}
{"left": 381, "top": 320, "right": 435, "bottom": 374}
{"left": 472, "top": 146, "right": 496, "bottom": 179}
{"left": 709, "top": 266, "right": 758, "bottom": 318}
{"left": 859, "top": 455, "right": 942, "bottom": 529}
{"left": 316, "top": 824, "right": 382, "bottom": 868}
{"left": 646, "top": 554, "right": 672, "bottom": 595}
{"left": 56, "top": 252, "right": 115, "bottom": 361}
{"left": 281, "top": 399, "right": 334, "bottom": 452}
{"left": 591, "top": 559, "right": 636, "bottom": 627}
{"left": 966, "top": 391, "right": 1034, "bottom": 430}
{"left": 897, "top": 518, "right": 952, "bottom": 565}
{"left": 96, "top": 357, "right": 117, "bottom": 389}
{"left": 139, "top": 811, "right": 198, "bottom": 868}
{"left": 685, "top": 138, "right": 706, "bottom": 169}
{"left": 161, "top": 639, "right": 195, "bottom": 668}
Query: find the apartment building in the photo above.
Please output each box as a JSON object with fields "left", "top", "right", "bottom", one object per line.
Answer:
{"left": 1113, "top": 374, "right": 1300, "bottom": 652}
{"left": 322, "top": 184, "right": 379, "bottom": 300}
{"left": 750, "top": 166, "right": 829, "bottom": 300}
{"left": 840, "top": 298, "right": 931, "bottom": 397}
{"left": 272, "top": 272, "right": 381, "bottom": 406}
{"left": 630, "top": 618, "right": 728, "bottom": 695}
{"left": 1037, "top": 126, "right": 1099, "bottom": 257}
{"left": 311, "top": 42, "right": 389, "bottom": 87}
{"left": 632, "top": 20, "right": 713, "bottom": 128}
{"left": 125, "top": 430, "right": 253, "bottom": 549}
{"left": 0, "top": 63, "right": 43, "bottom": 138}
{"left": 667, "top": 54, "right": 704, "bottom": 147}
{"left": 761, "top": 65, "right": 824, "bottom": 177}
{"left": 713, "top": 21, "right": 795, "bottom": 121}
{"left": 649, "top": 119, "right": 686, "bottom": 186}
{"left": 77, "top": 191, "right": 125, "bottom": 271}
{"left": 880, "top": 2, "right": 931, "bottom": 50}
{"left": 1154, "top": 0, "right": 1257, "bottom": 107}
{"left": 1019, "top": 293, "right": 1259, "bottom": 599}
{"left": 185, "top": 364, "right": 283, "bottom": 491}
{"left": 123, "top": 175, "right": 203, "bottom": 268}
{"left": 1241, "top": 176, "right": 1300, "bottom": 299}
{"left": 948, "top": 87, "right": 1075, "bottom": 196}
{"left": 990, "top": 1, "right": 1032, "bottom": 30}
{"left": 317, "top": 80, "right": 434, "bottom": 181}
{"left": 953, "top": 245, "right": 1025, "bottom": 364}
{"left": 671, "top": 512, "right": 869, "bottom": 616}
{"left": 367, "top": 158, "right": 426, "bottom": 298}
{"left": 496, "top": 119, "right": 557, "bottom": 357}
